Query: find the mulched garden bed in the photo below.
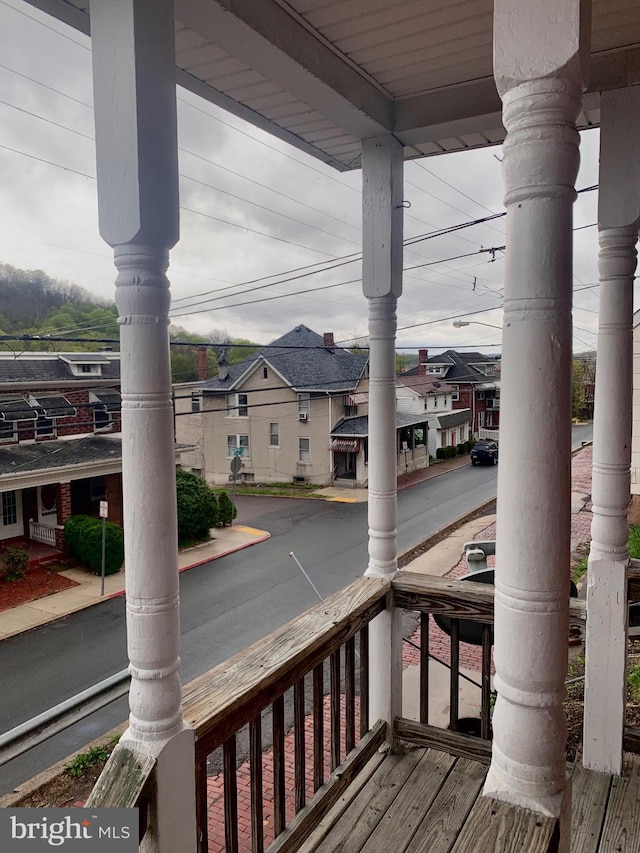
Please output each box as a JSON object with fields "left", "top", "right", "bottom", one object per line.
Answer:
{"left": 0, "top": 563, "right": 80, "bottom": 613}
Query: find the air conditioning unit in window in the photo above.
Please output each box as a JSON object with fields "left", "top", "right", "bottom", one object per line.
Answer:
{"left": 298, "top": 412, "right": 308, "bottom": 421}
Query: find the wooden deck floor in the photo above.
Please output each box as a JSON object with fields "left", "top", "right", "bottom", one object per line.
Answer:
{"left": 292, "top": 747, "right": 640, "bottom": 853}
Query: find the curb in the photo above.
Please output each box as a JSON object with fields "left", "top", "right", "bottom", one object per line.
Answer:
{"left": 398, "top": 496, "right": 497, "bottom": 568}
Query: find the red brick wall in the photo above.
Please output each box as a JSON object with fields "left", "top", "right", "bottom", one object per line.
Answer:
{"left": 55, "top": 482, "right": 72, "bottom": 550}
{"left": 105, "top": 474, "right": 123, "bottom": 526}
{"left": 12, "top": 386, "right": 121, "bottom": 442}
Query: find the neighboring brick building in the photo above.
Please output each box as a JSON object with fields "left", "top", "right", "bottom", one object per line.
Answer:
{"left": 0, "top": 350, "right": 125, "bottom": 551}
{"left": 403, "top": 348, "right": 501, "bottom": 435}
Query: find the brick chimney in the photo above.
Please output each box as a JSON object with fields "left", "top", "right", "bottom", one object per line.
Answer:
{"left": 324, "top": 332, "right": 335, "bottom": 352}
{"left": 197, "top": 346, "right": 208, "bottom": 381}
{"left": 418, "top": 348, "right": 428, "bottom": 375}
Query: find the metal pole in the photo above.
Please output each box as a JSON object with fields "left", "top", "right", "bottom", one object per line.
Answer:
{"left": 100, "top": 516, "right": 106, "bottom": 596}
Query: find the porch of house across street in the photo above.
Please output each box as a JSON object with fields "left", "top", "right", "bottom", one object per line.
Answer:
{"left": 17, "top": 0, "right": 640, "bottom": 851}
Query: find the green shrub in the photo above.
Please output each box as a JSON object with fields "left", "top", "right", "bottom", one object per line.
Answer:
{"left": 629, "top": 662, "right": 640, "bottom": 704}
{"left": 629, "top": 524, "right": 640, "bottom": 559}
{"left": 218, "top": 490, "right": 238, "bottom": 526}
{"left": 435, "top": 448, "right": 445, "bottom": 460}
{"left": 1, "top": 545, "right": 28, "bottom": 580}
{"left": 456, "top": 443, "right": 465, "bottom": 455}
{"left": 176, "top": 468, "right": 218, "bottom": 544}
{"left": 64, "top": 515, "right": 124, "bottom": 575}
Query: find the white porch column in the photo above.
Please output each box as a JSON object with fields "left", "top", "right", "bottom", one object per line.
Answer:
{"left": 584, "top": 87, "right": 640, "bottom": 775}
{"left": 362, "top": 135, "right": 403, "bottom": 735}
{"left": 90, "top": 2, "right": 196, "bottom": 851}
{"left": 484, "top": 0, "right": 588, "bottom": 828}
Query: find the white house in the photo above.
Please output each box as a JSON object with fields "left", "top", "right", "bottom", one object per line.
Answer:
{"left": 396, "top": 373, "right": 472, "bottom": 457}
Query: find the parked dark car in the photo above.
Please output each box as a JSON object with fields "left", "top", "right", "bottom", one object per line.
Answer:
{"left": 470, "top": 440, "right": 498, "bottom": 465}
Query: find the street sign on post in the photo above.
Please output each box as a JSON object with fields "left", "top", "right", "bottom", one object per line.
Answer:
{"left": 99, "top": 501, "right": 108, "bottom": 595}
{"left": 230, "top": 455, "right": 242, "bottom": 515}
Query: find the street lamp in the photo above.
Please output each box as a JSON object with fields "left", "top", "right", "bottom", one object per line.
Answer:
{"left": 452, "top": 320, "right": 502, "bottom": 329}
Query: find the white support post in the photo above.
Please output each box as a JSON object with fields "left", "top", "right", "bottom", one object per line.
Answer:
{"left": 362, "top": 135, "right": 403, "bottom": 736}
{"left": 89, "top": 2, "right": 196, "bottom": 851}
{"left": 484, "top": 0, "right": 588, "bottom": 836}
{"left": 584, "top": 87, "right": 640, "bottom": 775}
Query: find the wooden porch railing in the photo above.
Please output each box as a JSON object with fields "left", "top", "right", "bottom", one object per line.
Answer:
{"left": 183, "top": 576, "right": 389, "bottom": 853}
{"left": 392, "top": 572, "right": 586, "bottom": 763}
{"left": 84, "top": 571, "right": 590, "bottom": 851}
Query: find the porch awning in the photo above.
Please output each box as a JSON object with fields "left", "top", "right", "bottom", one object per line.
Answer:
{"left": 0, "top": 396, "right": 38, "bottom": 421}
{"left": 345, "top": 392, "right": 367, "bottom": 406}
{"left": 90, "top": 390, "right": 121, "bottom": 412}
{"left": 330, "top": 439, "right": 360, "bottom": 453}
{"left": 29, "top": 394, "right": 77, "bottom": 418}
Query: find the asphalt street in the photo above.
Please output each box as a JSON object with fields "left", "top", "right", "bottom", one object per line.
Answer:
{"left": 0, "top": 422, "right": 592, "bottom": 794}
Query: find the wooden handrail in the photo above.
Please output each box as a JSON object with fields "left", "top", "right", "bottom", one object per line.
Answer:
{"left": 393, "top": 571, "right": 586, "bottom": 629}
{"left": 183, "top": 576, "right": 389, "bottom": 756}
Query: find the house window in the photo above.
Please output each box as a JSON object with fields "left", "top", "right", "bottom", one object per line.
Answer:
{"left": 80, "top": 364, "right": 92, "bottom": 373}
{"left": 451, "top": 385, "right": 459, "bottom": 402}
{"left": 484, "top": 364, "right": 495, "bottom": 375}
{"left": 487, "top": 412, "right": 494, "bottom": 427}
{"left": 0, "top": 421, "right": 16, "bottom": 443}
{"left": 427, "top": 366, "right": 441, "bottom": 374}
{"left": 36, "top": 416, "right": 55, "bottom": 438}
{"left": 441, "top": 432, "right": 447, "bottom": 448}
{"left": 2, "top": 491, "right": 17, "bottom": 526}
{"left": 298, "top": 393, "right": 310, "bottom": 419}
{"left": 191, "top": 393, "right": 201, "bottom": 413}
{"left": 478, "top": 411, "right": 485, "bottom": 428}
{"left": 262, "top": 366, "right": 268, "bottom": 380}
{"left": 433, "top": 396, "right": 438, "bottom": 409}
{"left": 227, "top": 393, "right": 248, "bottom": 417}
{"left": 269, "top": 423, "right": 279, "bottom": 447}
{"left": 298, "top": 437, "right": 310, "bottom": 463}
{"left": 227, "top": 434, "right": 250, "bottom": 458}
{"left": 94, "top": 409, "right": 112, "bottom": 432}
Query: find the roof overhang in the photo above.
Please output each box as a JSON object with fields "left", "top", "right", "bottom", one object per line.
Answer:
{"left": 23, "top": 0, "right": 640, "bottom": 171}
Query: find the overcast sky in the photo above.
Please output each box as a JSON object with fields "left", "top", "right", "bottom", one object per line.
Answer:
{"left": 0, "top": 0, "right": 602, "bottom": 354}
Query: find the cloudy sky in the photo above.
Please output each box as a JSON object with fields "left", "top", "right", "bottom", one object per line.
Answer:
{"left": 0, "top": 0, "right": 602, "bottom": 354}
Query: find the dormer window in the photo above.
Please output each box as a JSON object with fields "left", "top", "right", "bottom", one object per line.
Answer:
{"left": 58, "top": 353, "right": 109, "bottom": 377}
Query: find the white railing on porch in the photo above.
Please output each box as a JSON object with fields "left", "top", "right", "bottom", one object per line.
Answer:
{"left": 29, "top": 520, "right": 58, "bottom": 547}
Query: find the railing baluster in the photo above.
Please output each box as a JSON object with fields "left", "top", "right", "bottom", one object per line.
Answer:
{"left": 273, "top": 695, "right": 286, "bottom": 837}
{"left": 345, "top": 637, "right": 356, "bottom": 753}
{"left": 249, "top": 716, "right": 264, "bottom": 853}
{"left": 330, "top": 649, "right": 341, "bottom": 770}
{"left": 420, "top": 613, "right": 430, "bottom": 724}
{"left": 359, "top": 626, "right": 369, "bottom": 736}
{"left": 223, "top": 736, "right": 239, "bottom": 853}
{"left": 294, "top": 677, "right": 306, "bottom": 813}
{"left": 196, "top": 755, "right": 209, "bottom": 853}
{"left": 449, "top": 618, "right": 460, "bottom": 732}
{"left": 481, "top": 623, "right": 492, "bottom": 739}
{"left": 313, "top": 663, "right": 324, "bottom": 791}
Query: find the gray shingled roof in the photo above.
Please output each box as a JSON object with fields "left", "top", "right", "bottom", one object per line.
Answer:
{"left": 200, "top": 326, "right": 368, "bottom": 394}
{"left": 0, "top": 436, "right": 191, "bottom": 476}
{"left": 331, "top": 412, "right": 428, "bottom": 438}
{"left": 0, "top": 435, "right": 124, "bottom": 476}
{"left": 429, "top": 409, "right": 473, "bottom": 429}
{"left": 0, "top": 354, "right": 120, "bottom": 384}
{"left": 404, "top": 350, "right": 499, "bottom": 384}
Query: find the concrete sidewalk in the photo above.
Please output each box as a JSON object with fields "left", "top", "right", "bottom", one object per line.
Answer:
{"left": 0, "top": 524, "right": 270, "bottom": 641}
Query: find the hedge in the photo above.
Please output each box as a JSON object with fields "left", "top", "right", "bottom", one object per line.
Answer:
{"left": 218, "top": 490, "right": 238, "bottom": 526}
{"left": 176, "top": 468, "right": 218, "bottom": 544}
{"left": 64, "top": 515, "right": 124, "bottom": 575}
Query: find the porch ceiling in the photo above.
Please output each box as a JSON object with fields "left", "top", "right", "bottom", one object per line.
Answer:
{"left": 24, "top": 0, "right": 640, "bottom": 170}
